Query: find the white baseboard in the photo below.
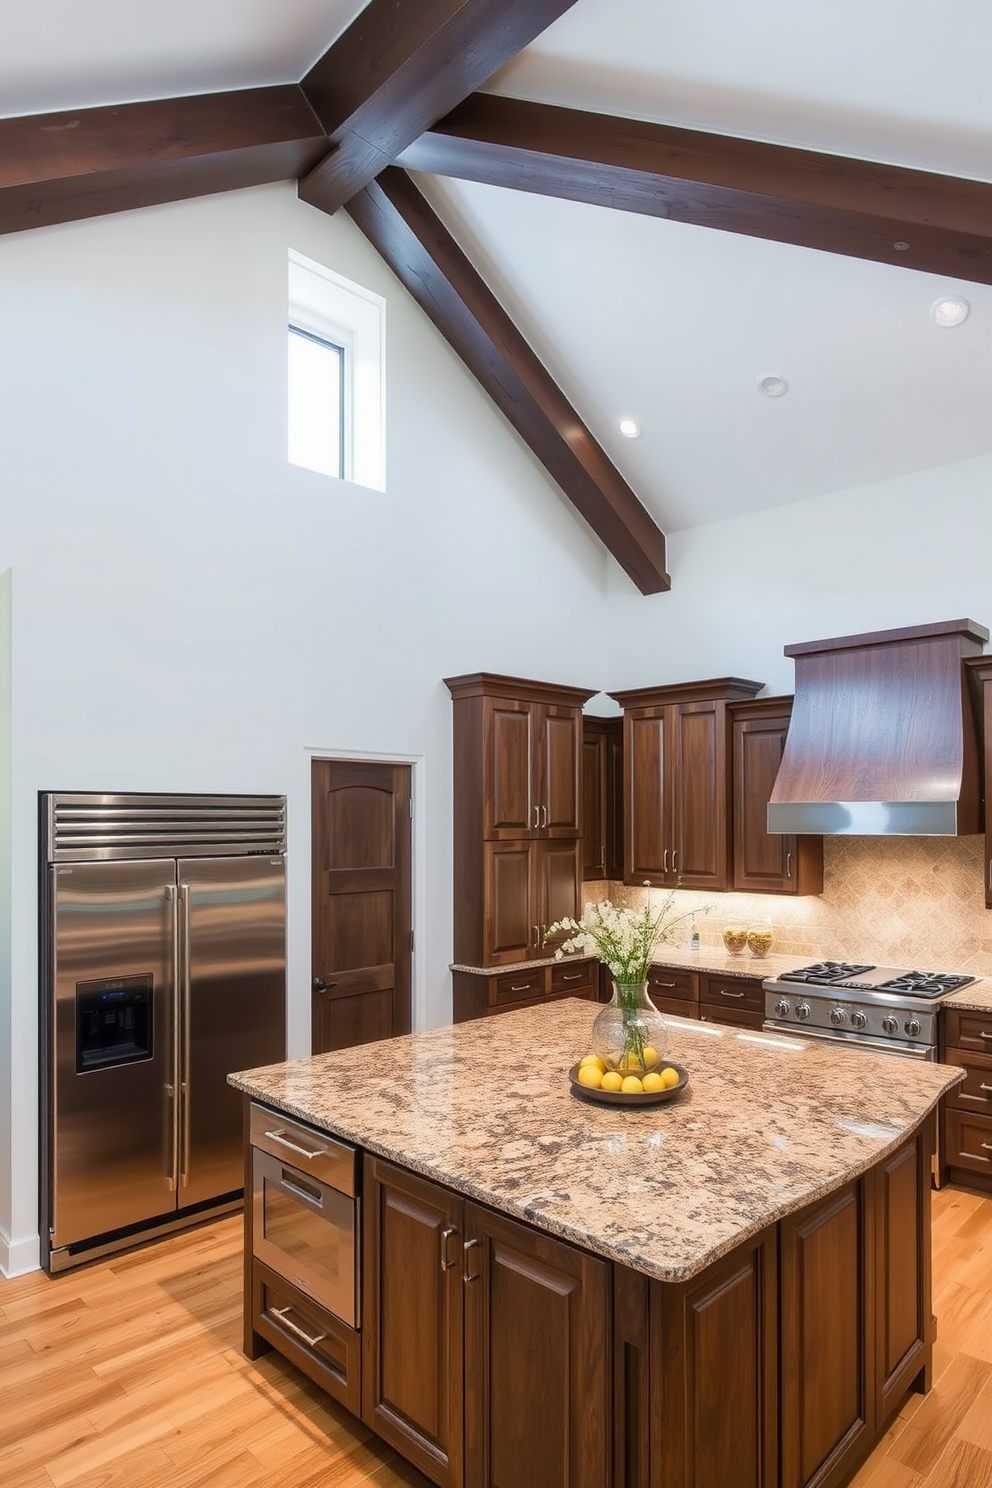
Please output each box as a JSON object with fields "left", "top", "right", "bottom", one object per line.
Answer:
{"left": 0, "top": 1223, "right": 41, "bottom": 1277}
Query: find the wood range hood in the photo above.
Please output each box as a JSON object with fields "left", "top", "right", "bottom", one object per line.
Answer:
{"left": 767, "top": 618, "right": 990, "bottom": 836}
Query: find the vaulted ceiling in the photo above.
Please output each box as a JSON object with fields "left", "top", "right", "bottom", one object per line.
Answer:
{"left": 4, "top": 0, "right": 991, "bottom": 594}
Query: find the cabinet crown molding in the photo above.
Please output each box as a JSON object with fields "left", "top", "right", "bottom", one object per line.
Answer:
{"left": 609, "top": 677, "right": 764, "bottom": 710}
{"left": 444, "top": 672, "right": 598, "bottom": 706}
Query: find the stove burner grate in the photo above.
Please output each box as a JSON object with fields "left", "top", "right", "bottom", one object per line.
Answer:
{"left": 874, "top": 971, "right": 975, "bottom": 996}
{"left": 779, "top": 961, "right": 875, "bottom": 984}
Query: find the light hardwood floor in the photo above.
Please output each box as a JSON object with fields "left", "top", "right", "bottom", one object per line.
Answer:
{"left": 2, "top": 1186, "right": 991, "bottom": 1488}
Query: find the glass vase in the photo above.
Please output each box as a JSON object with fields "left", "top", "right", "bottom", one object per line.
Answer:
{"left": 592, "top": 979, "right": 668, "bottom": 1076}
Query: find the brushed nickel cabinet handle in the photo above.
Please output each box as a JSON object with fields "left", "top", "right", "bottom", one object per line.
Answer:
{"left": 979, "top": 1084, "right": 992, "bottom": 1093}
{"left": 671, "top": 849, "right": 678, "bottom": 874}
{"left": 786, "top": 851, "right": 793, "bottom": 879}
{"left": 533, "top": 805, "right": 540, "bottom": 830}
{"left": 663, "top": 849, "right": 669, "bottom": 873}
{"left": 440, "top": 1225, "right": 459, "bottom": 1271}
{"left": 652, "top": 979, "right": 676, "bottom": 989}
{"left": 542, "top": 804, "right": 548, "bottom": 828}
{"left": 270, "top": 1305, "right": 329, "bottom": 1348}
{"left": 981, "top": 1032, "right": 992, "bottom": 1041}
{"left": 533, "top": 925, "right": 540, "bottom": 948}
{"left": 463, "top": 1237, "right": 480, "bottom": 1282}
{"left": 509, "top": 983, "right": 533, "bottom": 993}
{"left": 982, "top": 1143, "right": 992, "bottom": 1153}
{"left": 561, "top": 973, "right": 583, "bottom": 982}
{"left": 720, "top": 989, "right": 746, "bottom": 999}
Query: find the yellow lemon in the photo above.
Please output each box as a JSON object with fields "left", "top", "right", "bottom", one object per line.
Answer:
{"left": 660, "top": 1066, "right": 681, "bottom": 1089}
{"left": 601, "top": 1071, "right": 623, "bottom": 1092}
{"left": 618, "top": 1052, "right": 647, "bottom": 1072}
{"left": 641, "top": 1046, "right": 660, "bottom": 1069}
{"left": 642, "top": 1071, "right": 665, "bottom": 1093}
{"left": 579, "top": 1054, "right": 606, "bottom": 1074}
{"left": 620, "top": 1075, "right": 644, "bottom": 1094}
{"left": 577, "top": 1064, "right": 604, "bottom": 1088}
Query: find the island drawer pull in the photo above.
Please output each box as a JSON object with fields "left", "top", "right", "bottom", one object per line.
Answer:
{"left": 982, "top": 1143, "right": 992, "bottom": 1153}
{"left": 719, "top": 989, "right": 746, "bottom": 999}
{"left": 561, "top": 973, "right": 584, "bottom": 982}
{"left": 265, "top": 1129, "right": 323, "bottom": 1162}
{"left": 509, "top": 982, "right": 534, "bottom": 993}
{"left": 270, "top": 1305, "right": 329, "bottom": 1349}
{"left": 440, "top": 1225, "right": 459, "bottom": 1271}
{"left": 463, "top": 1236, "right": 480, "bottom": 1283}
{"left": 980, "top": 1083, "right": 992, "bottom": 1094}
{"left": 981, "top": 1032, "right": 992, "bottom": 1041}
{"left": 652, "top": 979, "right": 676, "bottom": 989}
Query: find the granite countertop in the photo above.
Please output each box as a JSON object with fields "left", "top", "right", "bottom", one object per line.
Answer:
{"left": 942, "top": 978, "right": 992, "bottom": 1014}
{"left": 450, "top": 948, "right": 806, "bottom": 979}
{"left": 230, "top": 1000, "right": 961, "bottom": 1285}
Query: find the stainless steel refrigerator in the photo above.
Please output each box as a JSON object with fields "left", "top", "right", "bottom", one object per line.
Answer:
{"left": 40, "top": 793, "right": 287, "bottom": 1272}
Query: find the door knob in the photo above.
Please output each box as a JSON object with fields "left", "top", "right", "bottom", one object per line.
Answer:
{"left": 312, "top": 976, "right": 338, "bottom": 993}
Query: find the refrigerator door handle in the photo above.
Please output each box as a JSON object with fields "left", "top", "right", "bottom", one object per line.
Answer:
{"left": 179, "top": 883, "right": 192, "bottom": 1190}
{"left": 165, "top": 884, "right": 180, "bottom": 1193}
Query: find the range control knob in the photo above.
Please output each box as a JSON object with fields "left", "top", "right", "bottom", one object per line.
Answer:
{"left": 774, "top": 998, "right": 791, "bottom": 1018}
{"left": 830, "top": 1006, "right": 846, "bottom": 1026}
{"left": 850, "top": 1010, "right": 868, "bottom": 1030}
{"left": 795, "top": 1001, "right": 811, "bottom": 1021}
{"left": 881, "top": 1015, "right": 899, "bottom": 1035}
{"left": 905, "top": 1017, "right": 922, "bottom": 1039}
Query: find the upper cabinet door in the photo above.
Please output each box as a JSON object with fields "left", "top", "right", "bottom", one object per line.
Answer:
{"left": 672, "top": 699, "right": 729, "bottom": 891}
{"left": 625, "top": 709, "right": 672, "bottom": 883}
{"left": 732, "top": 701, "right": 823, "bottom": 896}
{"left": 484, "top": 699, "right": 533, "bottom": 837}
{"left": 539, "top": 705, "right": 582, "bottom": 836}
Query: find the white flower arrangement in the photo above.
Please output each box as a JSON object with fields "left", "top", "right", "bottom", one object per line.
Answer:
{"left": 546, "top": 890, "right": 697, "bottom": 984}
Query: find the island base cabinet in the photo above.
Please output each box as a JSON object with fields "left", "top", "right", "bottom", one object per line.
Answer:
{"left": 649, "top": 1229, "right": 778, "bottom": 1488}
{"left": 362, "top": 1158, "right": 464, "bottom": 1488}
{"left": 463, "top": 1202, "right": 611, "bottom": 1488}
{"left": 362, "top": 1160, "right": 611, "bottom": 1488}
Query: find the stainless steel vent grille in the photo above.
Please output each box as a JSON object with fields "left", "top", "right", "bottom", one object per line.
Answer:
{"left": 45, "top": 793, "right": 287, "bottom": 861}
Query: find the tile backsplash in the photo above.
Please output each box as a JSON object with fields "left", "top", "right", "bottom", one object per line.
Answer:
{"left": 590, "top": 834, "right": 992, "bottom": 975}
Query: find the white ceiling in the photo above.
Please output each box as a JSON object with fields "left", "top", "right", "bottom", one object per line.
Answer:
{"left": 3, "top": 0, "right": 991, "bottom": 535}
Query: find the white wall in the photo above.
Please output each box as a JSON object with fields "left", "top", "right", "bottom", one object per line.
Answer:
{"left": 605, "top": 453, "right": 992, "bottom": 695}
{"left": 0, "top": 182, "right": 611, "bottom": 1273}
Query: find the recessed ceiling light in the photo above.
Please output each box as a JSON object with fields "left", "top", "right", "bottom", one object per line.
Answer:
{"left": 618, "top": 416, "right": 641, "bottom": 438}
{"left": 930, "top": 296, "right": 970, "bottom": 327}
{"left": 758, "top": 375, "right": 788, "bottom": 398}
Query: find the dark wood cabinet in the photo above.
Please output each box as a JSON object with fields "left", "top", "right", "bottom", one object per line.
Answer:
{"left": 731, "top": 698, "right": 823, "bottom": 896}
{"left": 582, "top": 715, "right": 623, "bottom": 880}
{"left": 652, "top": 1227, "right": 778, "bottom": 1488}
{"left": 363, "top": 1157, "right": 610, "bottom": 1488}
{"left": 446, "top": 673, "right": 595, "bottom": 968}
{"left": 463, "top": 1201, "right": 611, "bottom": 1488}
{"left": 940, "top": 1007, "right": 992, "bottom": 1192}
{"left": 609, "top": 678, "right": 763, "bottom": 891}
{"left": 699, "top": 970, "right": 766, "bottom": 1030}
{"left": 452, "top": 957, "right": 597, "bottom": 1021}
{"left": 363, "top": 1158, "right": 464, "bottom": 1487}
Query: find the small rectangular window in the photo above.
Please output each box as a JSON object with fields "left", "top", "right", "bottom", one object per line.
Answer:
{"left": 288, "top": 325, "right": 345, "bottom": 480}
{"left": 288, "top": 251, "right": 386, "bottom": 491}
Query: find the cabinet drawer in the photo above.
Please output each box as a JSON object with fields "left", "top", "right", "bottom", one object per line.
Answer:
{"left": 653, "top": 997, "right": 699, "bottom": 1021}
{"left": 699, "top": 1003, "right": 765, "bottom": 1031}
{"left": 646, "top": 966, "right": 697, "bottom": 1001}
{"left": 551, "top": 959, "right": 595, "bottom": 995}
{"left": 490, "top": 968, "right": 545, "bottom": 1007}
{"left": 253, "top": 1259, "right": 361, "bottom": 1415}
{"left": 943, "top": 1009, "right": 992, "bottom": 1054}
{"left": 699, "top": 973, "right": 765, "bottom": 1015}
{"left": 943, "top": 1050, "right": 992, "bottom": 1115}
{"left": 944, "top": 1108, "right": 992, "bottom": 1177}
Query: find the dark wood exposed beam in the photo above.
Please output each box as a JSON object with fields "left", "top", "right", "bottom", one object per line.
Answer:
{"left": 398, "top": 93, "right": 992, "bottom": 285}
{"left": 298, "top": 0, "right": 581, "bottom": 216}
{"left": 346, "top": 168, "right": 670, "bottom": 595}
{"left": 0, "top": 87, "right": 328, "bottom": 236}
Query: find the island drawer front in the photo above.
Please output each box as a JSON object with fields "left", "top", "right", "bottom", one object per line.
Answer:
{"left": 490, "top": 968, "right": 545, "bottom": 1007}
{"left": 699, "top": 973, "right": 765, "bottom": 1015}
{"left": 250, "top": 1104, "right": 358, "bottom": 1195}
{"left": 943, "top": 1009, "right": 992, "bottom": 1053}
{"left": 550, "top": 960, "right": 596, "bottom": 994}
{"left": 253, "top": 1259, "right": 361, "bottom": 1416}
{"left": 942, "top": 1050, "right": 992, "bottom": 1114}
{"left": 944, "top": 1108, "right": 992, "bottom": 1176}
{"left": 647, "top": 966, "right": 696, "bottom": 1001}
{"left": 699, "top": 1003, "right": 765, "bottom": 1031}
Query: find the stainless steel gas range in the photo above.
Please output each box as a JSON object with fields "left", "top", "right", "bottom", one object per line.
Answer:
{"left": 762, "top": 961, "right": 975, "bottom": 1060}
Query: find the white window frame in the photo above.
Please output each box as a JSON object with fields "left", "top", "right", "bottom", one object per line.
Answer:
{"left": 288, "top": 249, "right": 386, "bottom": 492}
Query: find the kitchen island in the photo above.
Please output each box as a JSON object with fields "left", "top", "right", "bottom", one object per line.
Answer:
{"left": 230, "top": 1000, "right": 962, "bottom": 1488}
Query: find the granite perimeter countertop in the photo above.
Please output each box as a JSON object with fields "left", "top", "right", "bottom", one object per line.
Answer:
{"left": 450, "top": 948, "right": 807, "bottom": 979}
{"left": 942, "top": 978, "right": 992, "bottom": 1014}
{"left": 229, "top": 1000, "right": 961, "bottom": 1285}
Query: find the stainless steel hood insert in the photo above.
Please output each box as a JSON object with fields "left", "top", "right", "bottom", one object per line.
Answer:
{"left": 767, "top": 618, "right": 988, "bottom": 836}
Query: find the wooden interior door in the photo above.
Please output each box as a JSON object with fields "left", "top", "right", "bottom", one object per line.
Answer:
{"left": 311, "top": 759, "right": 412, "bottom": 1054}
